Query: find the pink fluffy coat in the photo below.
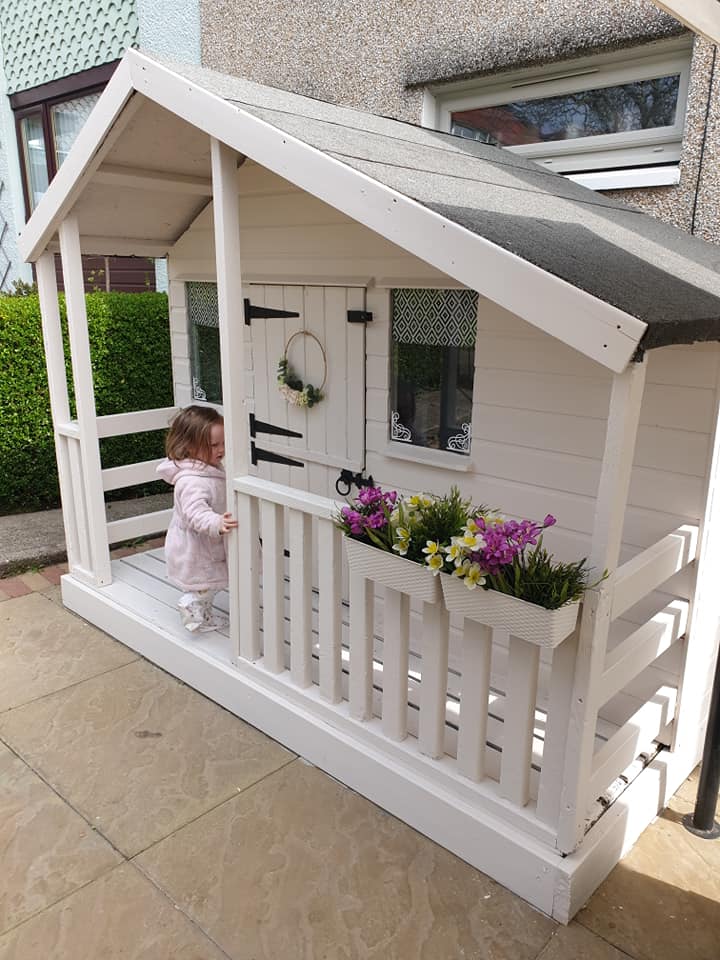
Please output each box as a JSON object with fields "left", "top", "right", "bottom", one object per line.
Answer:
{"left": 157, "top": 458, "right": 228, "bottom": 592}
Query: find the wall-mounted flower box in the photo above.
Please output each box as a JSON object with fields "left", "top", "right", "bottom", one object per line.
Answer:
{"left": 344, "top": 536, "right": 442, "bottom": 602}
{"left": 441, "top": 573, "right": 580, "bottom": 647}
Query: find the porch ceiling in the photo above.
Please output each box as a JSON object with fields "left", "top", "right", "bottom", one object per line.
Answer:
{"left": 20, "top": 49, "right": 720, "bottom": 368}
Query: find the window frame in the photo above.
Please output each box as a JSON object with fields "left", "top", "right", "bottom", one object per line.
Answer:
{"left": 11, "top": 61, "right": 118, "bottom": 218}
{"left": 426, "top": 38, "right": 693, "bottom": 187}
{"left": 387, "top": 287, "right": 477, "bottom": 463}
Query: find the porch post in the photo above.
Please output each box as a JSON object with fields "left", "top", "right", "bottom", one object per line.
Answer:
{"left": 58, "top": 216, "right": 112, "bottom": 585}
{"left": 210, "top": 138, "right": 254, "bottom": 660}
{"left": 36, "top": 251, "right": 82, "bottom": 572}
{"left": 554, "top": 359, "right": 647, "bottom": 853}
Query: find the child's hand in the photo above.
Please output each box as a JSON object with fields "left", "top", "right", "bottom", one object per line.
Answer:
{"left": 218, "top": 512, "right": 239, "bottom": 535}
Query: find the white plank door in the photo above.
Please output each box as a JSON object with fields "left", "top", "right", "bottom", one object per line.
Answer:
{"left": 247, "top": 284, "right": 368, "bottom": 499}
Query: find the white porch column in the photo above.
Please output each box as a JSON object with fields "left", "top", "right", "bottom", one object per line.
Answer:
{"left": 58, "top": 217, "right": 112, "bottom": 585}
{"left": 210, "top": 138, "right": 253, "bottom": 660}
{"left": 554, "top": 359, "right": 647, "bottom": 852}
{"left": 36, "top": 251, "right": 82, "bottom": 572}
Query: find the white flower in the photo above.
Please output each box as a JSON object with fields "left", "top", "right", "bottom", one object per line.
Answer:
{"left": 463, "top": 563, "right": 486, "bottom": 590}
{"left": 426, "top": 553, "right": 445, "bottom": 574}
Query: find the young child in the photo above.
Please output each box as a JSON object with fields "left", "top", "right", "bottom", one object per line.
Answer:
{"left": 157, "top": 405, "right": 238, "bottom": 633}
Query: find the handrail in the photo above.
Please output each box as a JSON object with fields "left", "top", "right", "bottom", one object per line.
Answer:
{"left": 102, "top": 458, "right": 163, "bottom": 491}
{"left": 234, "top": 475, "right": 340, "bottom": 521}
{"left": 96, "top": 406, "right": 180, "bottom": 439}
{"left": 612, "top": 524, "right": 699, "bottom": 620}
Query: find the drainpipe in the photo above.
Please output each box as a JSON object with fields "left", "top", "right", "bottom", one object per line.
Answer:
{"left": 684, "top": 645, "right": 720, "bottom": 837}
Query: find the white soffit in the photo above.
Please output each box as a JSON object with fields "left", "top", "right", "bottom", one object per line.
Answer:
{"left": 652, "top": 1, "right": 720, "bottom": 45}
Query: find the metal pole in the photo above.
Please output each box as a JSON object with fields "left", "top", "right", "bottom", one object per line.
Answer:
{"left": 684, "top": 636, "right": 720, "bottom": 838}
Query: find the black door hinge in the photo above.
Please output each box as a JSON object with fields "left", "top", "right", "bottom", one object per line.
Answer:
{"left": 244, "top": 298, "right": 301, "bottom": 326}
{"left": 251, "top": 442, "right": 305, "bottom": 468}
{"left": 249, "top": 413, "right": 303, "bottom": 440}
{"left": 347, "top": 310, "right": 373, "bottom": 324}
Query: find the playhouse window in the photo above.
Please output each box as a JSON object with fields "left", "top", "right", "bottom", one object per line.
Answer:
{"left": 390, "top": 288, "right": 477, "bottom": 456}
{"left": 186, "top": 281, "right": 223, "bottom": 404}
{"left": 427, "top": 40, "right": 691, "bottom": 190}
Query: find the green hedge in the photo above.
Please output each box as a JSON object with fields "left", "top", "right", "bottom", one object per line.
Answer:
{"left": 0, "top": 291, "right": 172, "bottom": 513}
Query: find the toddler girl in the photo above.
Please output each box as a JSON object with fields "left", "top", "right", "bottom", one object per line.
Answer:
{"left": 157, "top": 405, "right": 238, "bottom": 633}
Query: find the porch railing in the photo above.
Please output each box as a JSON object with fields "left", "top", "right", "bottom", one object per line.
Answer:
{"left": 233, "top": 475, "right": 698, "bottom": 852}
{"left": 56, "top": 405, "right": 178, "bottom": 582}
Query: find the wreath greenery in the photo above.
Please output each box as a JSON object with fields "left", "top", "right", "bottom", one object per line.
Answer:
{"left": 277, "top": 330, "right": 327, "bottom": 408}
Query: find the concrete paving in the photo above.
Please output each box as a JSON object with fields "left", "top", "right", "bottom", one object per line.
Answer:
{"left": 0, "top": 567, "right": 718, "bottom": 959}
{"left": 0, "top": 493, "right": 172, "bottom": 577}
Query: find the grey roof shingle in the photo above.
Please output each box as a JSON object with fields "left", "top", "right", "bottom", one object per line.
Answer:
{"left": 157, "top": 55, "right": 720, "bottom": 351}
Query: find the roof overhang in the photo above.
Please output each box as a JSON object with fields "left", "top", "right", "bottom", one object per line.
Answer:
{"left": 19, "top": 50, "right": 650, "bottom": 373}
{"left": 652, "top": 1, "right": 720, "bottom": 45}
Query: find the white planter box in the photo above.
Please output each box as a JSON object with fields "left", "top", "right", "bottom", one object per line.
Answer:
{"left": 441, "top": 574, "right": 580, "bottom": 648}
{"left": 344, "top": 537, "right": 442, "bottom": 603}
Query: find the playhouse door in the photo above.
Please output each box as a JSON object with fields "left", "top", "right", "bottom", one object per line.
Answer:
{"left": 246, "top": 284, "right": 367, "bottom": 499}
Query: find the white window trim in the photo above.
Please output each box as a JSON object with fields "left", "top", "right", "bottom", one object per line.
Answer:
{"left": 424, "top": 37, "right": 693, "bottom": 190}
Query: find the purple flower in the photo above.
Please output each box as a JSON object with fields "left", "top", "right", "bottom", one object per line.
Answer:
{"left": 544, "top": 514, "right": 556, "bottom": 528}
{"left": 357, "top": 486, "right": 383, "bottom": 507}
{"left": 367, "top": 510, "right": 387, "bottom": 529}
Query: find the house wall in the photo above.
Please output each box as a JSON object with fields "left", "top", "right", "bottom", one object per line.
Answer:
{"left": 199, "top": 0, "right": 720, "bottom": 242}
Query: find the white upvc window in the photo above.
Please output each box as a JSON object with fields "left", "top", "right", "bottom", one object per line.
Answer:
{"left": 425, "top": 38, "right": 693, "bottom": 190}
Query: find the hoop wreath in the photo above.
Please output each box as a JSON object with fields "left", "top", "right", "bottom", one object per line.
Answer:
{"left": 277, "top": 330, "right": 327, "bottom": 408}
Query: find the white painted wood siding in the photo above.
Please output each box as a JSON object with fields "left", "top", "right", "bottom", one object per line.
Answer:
{"left": 166, "top": 161, "right": 720, "bottom": 735}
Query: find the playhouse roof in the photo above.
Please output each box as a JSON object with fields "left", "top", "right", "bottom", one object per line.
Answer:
{"left": 19, "top": 49, "right": 720, "bottom": 372}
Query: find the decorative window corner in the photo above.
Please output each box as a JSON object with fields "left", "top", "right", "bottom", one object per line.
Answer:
{"left": 425, "top": 38, "right": 692, "bottom": 190}
{"left": 391, "top": 411, "right": 412, "bottom": 442}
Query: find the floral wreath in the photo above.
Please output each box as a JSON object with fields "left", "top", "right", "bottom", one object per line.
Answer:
{"left": 277, "top": 330, "right": 327, "bottom": 408}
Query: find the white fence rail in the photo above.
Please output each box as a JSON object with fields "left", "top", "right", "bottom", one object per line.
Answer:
{"left": 233, "top": 476, "right": 594, "bottom": 847}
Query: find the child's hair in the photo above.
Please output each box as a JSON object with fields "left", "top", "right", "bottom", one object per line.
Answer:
{"left": 166, "top": 405, "right": 224, "bottom": 463}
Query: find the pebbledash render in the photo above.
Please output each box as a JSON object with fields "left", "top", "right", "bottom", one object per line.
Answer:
{"left": 200, "top": 0, "right": 720, "bottom": 242}
{"left": 19, "top": 46, "right": 720, "bottom": 922}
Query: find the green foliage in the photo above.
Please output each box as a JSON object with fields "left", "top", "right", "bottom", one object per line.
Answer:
{"left": 487, "top": 540, "right": 604, "bottom": 610}
{"left": 0, "top": 291, "right": 172, "bottom": 513}
{"left": 402, "top": 487, "right": 481, "bottom": 564}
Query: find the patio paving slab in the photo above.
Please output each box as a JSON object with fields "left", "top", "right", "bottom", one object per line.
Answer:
{"left": 0, "top": 658, "right": 295, "bottom": 857}
{"left": 135, "top": 758, "right": 556, "bottom": 960}
{"left": 0, "top": 862, "right": 230, "bottom": 960}
{"left": 0, "top": 742, "right": 121, "bottom": 936}
{"left": 576, "top": 791, "right": 720, "bottom": 960}
{"left": 536, "top": 922, "right": 633, "bottom": 959}
{"left": 0, "top": 592, "right": 138, "bottom": 713}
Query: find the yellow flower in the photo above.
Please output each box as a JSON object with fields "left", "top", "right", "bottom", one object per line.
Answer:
{"left": 426, "top": 553, "right": 445, "bottom": 574}
{"left": 453, "top": 559, "right": 471, "bottom": 578}
{"left": 464, "top": 563, "right": 486, "bottom": 591}
{"left": 422, "top": 540, "right": 441, "bottom": 556}
{"left": 444, "top": 542, "right": 464, "bottom": 565}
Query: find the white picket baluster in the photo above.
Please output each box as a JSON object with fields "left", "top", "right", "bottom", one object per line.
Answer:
{"left": 289, "top": 509, "right": 313, "bottom": 687}
{"left": 318, "top": 519, "right": 343, "bottom": 703}
{"left": 500, "top": 635, "right": 540, "bottom": 807}
{"left": 418, "top": 600, "right": 450, "bottom": 758}
{"left": 457, "top": 620, "right": 492, "bottom": 782}
{"left": 382, "top": 587, "right": 410, "bottom": 741}
{"left": 261, "top": 500, "right": 285, "bottom": 673}
{"left": 536, "top": 629, "right": 579, "bottom": 826}
{"left": 349, "top": 573, "right": 374, "bottom": 720}
{"left": 237, "top": 492, "right": 261, "bottom": 661}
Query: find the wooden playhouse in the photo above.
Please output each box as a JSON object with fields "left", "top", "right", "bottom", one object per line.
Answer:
{"left": 20, "top": 49, "right": 720, "bottom": 921}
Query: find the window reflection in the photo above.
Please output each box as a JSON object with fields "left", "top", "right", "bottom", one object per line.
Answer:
{"left": 19, "top": 114, "right": 49, "bottom": 211}
{"left": 451, "top": 74, "right": 680, "bottom": 147}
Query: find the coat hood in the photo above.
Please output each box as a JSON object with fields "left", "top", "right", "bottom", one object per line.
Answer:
{"left": 156, "top": 458, "right": 226, "bottom": 486}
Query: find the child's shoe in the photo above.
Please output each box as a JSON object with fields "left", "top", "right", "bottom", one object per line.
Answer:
{"left": 178, "top": 595, "right": 209, "bottom": 633}
{"left": 203, "top": 610, "right": 230, "bottom": 631}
